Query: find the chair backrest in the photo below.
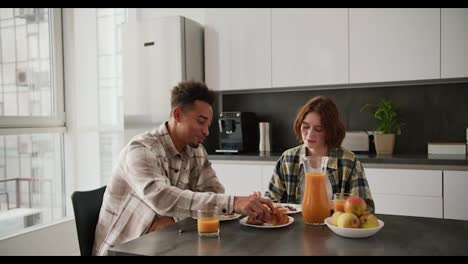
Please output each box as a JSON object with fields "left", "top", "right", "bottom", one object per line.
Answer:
{"left": 71, "top": 186, "right": 106, "bottom": 256}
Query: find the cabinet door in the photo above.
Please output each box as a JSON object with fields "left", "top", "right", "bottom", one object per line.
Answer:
{"left": 204, "top": 9, "right": 230, "bottom": 91}
{"left": 364, "top": 168, "right": 443, "bottom": 218}
{"left": 205, "top": 9, "right": 271, "bottom": 91}
{"left": 261, "top": 164, "right": 276, "bottom": 194}
{"left": 211, "top": 163, "right": 263, "bottom": 196}
{"left": 350, "top": 8, "right": 440, "bottom": 83}
{"left": 444, "top": 170, "right": 468, "bottom": 220}
{"left": 441, "top": 8, "right": 468, "bottom": 78}
{"left": 272, "top": 8, "right": 348, "bottom": 87}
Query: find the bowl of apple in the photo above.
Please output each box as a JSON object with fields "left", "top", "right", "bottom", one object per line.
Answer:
{"left": 324, "top": 196, "right": 384, "bottom": 238}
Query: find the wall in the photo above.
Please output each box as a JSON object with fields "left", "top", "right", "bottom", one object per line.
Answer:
{"left": 0, "top": 218, "right": 79, "bottom": 255}
{"left": 219, "top": 82, "right": 468, "bottom": 154}
{"left": 137, "top": 8, "right": 206, "bottom": 25}
{"left": 62, "top": 9, "right": 103, "bottom": 217}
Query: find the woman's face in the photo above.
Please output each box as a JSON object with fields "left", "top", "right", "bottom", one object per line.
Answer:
{"left": 301, "top": 112, "right": 326, "bottom": 150}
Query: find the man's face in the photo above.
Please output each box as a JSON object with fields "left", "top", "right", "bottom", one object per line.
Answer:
{"left": 178, "top": 100, "right": 213, "bottom": 148}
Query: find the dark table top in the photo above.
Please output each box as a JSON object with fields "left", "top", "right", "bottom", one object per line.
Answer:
{"left": 108, "top": 213, "right": 468, "bottom": 256}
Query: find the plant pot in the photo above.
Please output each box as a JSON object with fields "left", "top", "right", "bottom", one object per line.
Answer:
{"left": 374, "top": 133, "right": 395, "bottom": 155}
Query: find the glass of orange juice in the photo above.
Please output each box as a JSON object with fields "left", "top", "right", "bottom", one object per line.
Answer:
{"left": 197, "top": 206, "right": 220, "bottom": 237}
{"left": 333, "top": 193, "right": 352, "bottom": 212}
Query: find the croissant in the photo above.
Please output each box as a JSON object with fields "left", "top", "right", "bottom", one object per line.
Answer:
{"left": 246, "top": 206, "right": 289, "bottom": 226}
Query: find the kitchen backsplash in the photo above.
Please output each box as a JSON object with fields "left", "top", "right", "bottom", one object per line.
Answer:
{"left": 203, "top": 81, "right": 468, "bottom": 154}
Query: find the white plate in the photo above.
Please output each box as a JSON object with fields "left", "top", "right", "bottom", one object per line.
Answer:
{"left": 218, "top": 213, "right": 242, "bottom": 221}
{"left": 239, "top": 216, "right": 294, "bottom": 228}
{"left": 279, "top": 203, "right": 302, "bottom": 214}
{"left": 324, "top": 217, "right": 384, "bottom": 238}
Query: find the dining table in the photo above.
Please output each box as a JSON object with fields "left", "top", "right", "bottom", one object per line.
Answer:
{"left": 107, "top": 213, "right": 468, "bottom": 256}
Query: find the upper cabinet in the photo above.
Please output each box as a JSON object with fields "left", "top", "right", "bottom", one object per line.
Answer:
{"left": 271, "top": 9, "right": 348, "bottom": 87}
{"left": 204, "top": 8, "right": 468, "bottom": 91}
{"left": 349, "top": 8, "right": 440, "bottom": 83}
{"left": 205, "top": 9, "right": 271, "bottom": 91}
{"left": 441, "top": 8, "right": 468, "bottom": 78}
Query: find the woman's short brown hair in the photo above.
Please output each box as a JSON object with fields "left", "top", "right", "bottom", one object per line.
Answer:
{"left": 293, "top": 96, "right": 345, "bottom": 149}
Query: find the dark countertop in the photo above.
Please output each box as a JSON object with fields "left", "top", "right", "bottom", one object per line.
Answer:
{"left": 209, "top": 152, "right": 284, "bottom": 162}
{"left": 108, "top": 213, "right": 468, "bottom": 256}
{"left": 208, "top": 152, "right": 468, "bottom": 168}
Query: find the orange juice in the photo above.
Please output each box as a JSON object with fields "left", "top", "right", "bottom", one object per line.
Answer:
{"left": 197, "top": 217, "right": 219, "bottom": 233}
{"left": 334, "top": 200, "right": 345, "bottom": 212}
{"left": 333, "top": 193, "right": 352, "bottom": 212}
{"left": 301, "top": 172, "right": 331, "bottom": 225}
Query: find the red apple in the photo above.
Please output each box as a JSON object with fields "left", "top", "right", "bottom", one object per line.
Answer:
{"left": 330, "top": 211, "right": 344, "bottom": 226}
{"left": 344, "top": 196, "right": 367, "bottom": 216}
{"left": 337, "top": 213, "right": 360, "bottom": 228}
{"left": 359, "top": 213, "right": 379, "bottom": 228}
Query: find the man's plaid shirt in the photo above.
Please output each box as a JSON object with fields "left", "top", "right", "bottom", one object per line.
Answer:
{"left": 264, "top": 144, "right": 374, "bottom": 213}
{"left": 93, "top": 122, "right": 232, "bottom": 256}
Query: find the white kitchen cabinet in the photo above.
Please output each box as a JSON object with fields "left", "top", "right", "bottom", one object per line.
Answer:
{"left": 205, "top": 9, "right": 271, "bottom": 91}
{"left": 441, "top": 8, "right": 468, "bottom": 79}
{"left": 364, "top": 168, "right": 443, "bottom": 218}
{"left": 349, "top": 8, "right": 440, "bottom": 83}
{"left": 272, "top": 8, "right": 348, "bottom": 87}
{"left": 443, "top": 170, "right": 468, "bottom": 220}
{"left": 211, "top": 162, "right": 263, "bottom": 196}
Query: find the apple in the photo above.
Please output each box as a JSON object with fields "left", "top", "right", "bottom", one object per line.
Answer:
{"left": 359, "top": 213, "right": 379, "bottom": 228}
{"left": 344, "top": 196, "right": 367, "bottom": 216}
{"left": 337, "top": 212, "right": 360, "bottom": 228}
{"left": 330, "top": 211, "right": 344, "bottom": 226}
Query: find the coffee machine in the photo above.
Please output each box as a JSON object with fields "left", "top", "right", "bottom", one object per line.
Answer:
{"left": 216, "top": 112, "right": 259, "bottom": 153}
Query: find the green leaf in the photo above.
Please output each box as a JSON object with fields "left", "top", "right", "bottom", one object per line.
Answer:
{"left": 361, "top": 98, "right": 404, "bottom": 134}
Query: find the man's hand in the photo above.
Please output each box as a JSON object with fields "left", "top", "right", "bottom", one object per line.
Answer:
{"left": 249, "top": 191, "right": 261, "bottom": 198}
{"left": 233, "top": 195, "right": 275, "bottom": 223}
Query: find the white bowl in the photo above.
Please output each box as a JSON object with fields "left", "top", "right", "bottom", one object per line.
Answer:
{"left": 324, "top": 217, "right": 384, "bottom": 238}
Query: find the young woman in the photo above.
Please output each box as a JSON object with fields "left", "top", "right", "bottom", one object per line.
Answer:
{"left": 264, "top": 96, "right": 375, "bottom": 213}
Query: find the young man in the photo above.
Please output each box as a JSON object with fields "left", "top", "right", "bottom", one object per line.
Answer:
{"left": 94, "top": 81, "right": 274, "bottom": 256}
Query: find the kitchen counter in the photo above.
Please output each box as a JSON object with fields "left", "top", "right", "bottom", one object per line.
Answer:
{"left": 108, "top": 213, "right": 468, "bottom": 256}
{"left": 208, "top": 152, "right": 468, "bottom": 170}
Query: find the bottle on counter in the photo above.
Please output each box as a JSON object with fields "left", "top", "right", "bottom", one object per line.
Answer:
{"left": 259, "top": 122, "right": 271, "bottom": 153}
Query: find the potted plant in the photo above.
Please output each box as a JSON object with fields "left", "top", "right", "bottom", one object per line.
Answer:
{"left": 360, "top": 99, "right": 404, "bottom": 155}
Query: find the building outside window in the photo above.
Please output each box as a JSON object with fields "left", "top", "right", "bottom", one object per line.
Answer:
{"left": 0, "top": 7, "right": 127, "bottom": 239}
{"left": 0, "top": 8, "right": 65, "bottom": 239}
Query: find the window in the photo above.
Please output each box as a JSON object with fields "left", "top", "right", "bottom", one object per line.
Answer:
{"left": 0, "top": 8, "right": 64, "bottom": 239}
{"left": 62, "top": 9, "right": 126, "bottom": 209}
{"left": 96, "top": 9, "right": 126, "bottom": 184}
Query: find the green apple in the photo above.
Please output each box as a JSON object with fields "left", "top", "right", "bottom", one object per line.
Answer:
{"left": 330, "top": 211, "right": 344, "bottom": 226}
{"left": 337, "top": 212, "right": 360, "bottom": 228}
{"left": 359, "top": 213, "right": 379, "bottom": 228}
{"left": 344, "top": 196, "right": 367, "bottom": 217}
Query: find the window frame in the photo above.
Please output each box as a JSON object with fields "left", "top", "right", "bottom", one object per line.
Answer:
{"left": 0, "top": 8, "right": 65, "bottom": 129}
{"left": 0, "top": 8, "right": 67, "bottom": 239}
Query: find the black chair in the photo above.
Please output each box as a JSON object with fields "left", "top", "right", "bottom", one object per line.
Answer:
{"left": 71, "top": 186, "right": 106, "bottom": 256}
